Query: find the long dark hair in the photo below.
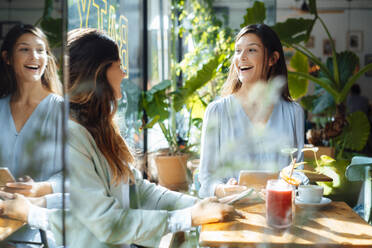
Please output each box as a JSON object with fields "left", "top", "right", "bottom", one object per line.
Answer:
{"left": 222, "top": 24, "right": 291, "bottom": 101}
{"left": 67, "top": 28, "right": 134, "bottom": 184}
{"left": 0, "top": 24, "right": 61, "bottom": 98}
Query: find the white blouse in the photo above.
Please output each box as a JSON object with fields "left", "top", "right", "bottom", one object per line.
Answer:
{"left": 199, "top": 94, "right": 305, "bottom": 197}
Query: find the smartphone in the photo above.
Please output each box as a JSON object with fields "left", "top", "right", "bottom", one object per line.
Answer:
{"left": 223, "top": 188, "right": 254, "bottom": 205}
{"left": 0, "top": 167, "right": 16, "bottom": 185}
{"left": 238, "top": 170, "right": 278, "bottom": 188}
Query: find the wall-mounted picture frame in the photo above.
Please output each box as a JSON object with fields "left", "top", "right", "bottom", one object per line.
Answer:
{"left": 347, "top": 30, "right": 363, "bottom": 52}
{"left": 305, "top": 36, "right": 315, "bottom": 48}
{"left": 365, "top": 54, "right": 372, "bottom": 77}
{"left": 323, "top": 39, "right": 334, "bottom": 56}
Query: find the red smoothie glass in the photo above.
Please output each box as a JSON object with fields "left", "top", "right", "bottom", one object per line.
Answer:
{"left": 266, "top": 179, "right": 294, "bottom": 228}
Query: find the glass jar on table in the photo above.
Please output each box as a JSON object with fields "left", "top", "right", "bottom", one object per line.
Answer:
{"left": 266, "top": 179, "right": 295, "bottom": 228}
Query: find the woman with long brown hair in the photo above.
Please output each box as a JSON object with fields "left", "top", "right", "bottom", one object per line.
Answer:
{"left": 199, "top": 24, "right": 305, "bottom": 198}
{"left": 0, "top": 28, "right": 238, "bottom": 248}
{"left": 0, "top": 24, "right": 63, "bottom": 246}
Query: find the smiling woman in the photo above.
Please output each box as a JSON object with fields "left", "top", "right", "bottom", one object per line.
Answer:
{"left": 0, "top": 24, "right": 63, "bottom": 246}
{"left": 11, "top": 33, "right": 48, "bottom": 87}
{"left": 198, "top": 24, "right": 306, "bottom": 198}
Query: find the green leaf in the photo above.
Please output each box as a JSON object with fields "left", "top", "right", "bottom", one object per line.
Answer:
{"left": 324, "top": 51, "right": 359, "bottom": 89}
{"left": 240, "top": 1, "right": 266, "bottom": 27}
{"left": 288, "top": 43, "right": 333, "bottom": 80}
{"left": 339, "top": 63, "right": 372, "bottom": 103}
{"left": 142, "top": 80, "right": 172, "bottom": 122}
{"left": 300, "top": 95, "right": 317, "bottom": 111}
{"left": 144, "top": 115, "right": 160, "bottom": 129}
{"left": 340, "top": 111, "right": 370, "bottom": 151}
{"left": 173, "top": 54, "right": 221, "bottom": 111}
{"left": 288, "top": 51, "right": 309, "bottom": 99}
{"left": 272, "top": 18, "right": 315, "bottom": 45}
{"left": 288, "top": 71, "right": 339, "bottom": 100}
{"left": 145, "top": 80, "right": 171, "bottom": 102}
{"left": 40, "top": 17, "right": 63, "bottom": 48}
{"left": 312, "top": 89, "right": 335, "bottom": 114}
{"left": 338, "top": 52, "right": 359, "bottom": 88}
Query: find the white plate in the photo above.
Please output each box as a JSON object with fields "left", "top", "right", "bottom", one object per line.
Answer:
{"left": 295, "top": 196, "right": 332, "bottom": 207}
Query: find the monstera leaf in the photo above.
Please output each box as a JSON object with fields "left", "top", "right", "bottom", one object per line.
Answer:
{"left": 338, "top": 111, "right": 371, "bottom": 151}
{"left": 272, "top": 18, "right": 315, "bottom": 45}
{"left": 288, "top": 52, "right": 309, "bottom": 99}
{"left": 312, "top": 88, "right": 335, "bottom": 114}
{"left": 301, "top": 84, "right": 335, "bottom": 115}
{"left": 142, "top": 80, "right": 172, "bottom": 124}
{"left": 240, "top": 1, "right": 266, "bottom": 27}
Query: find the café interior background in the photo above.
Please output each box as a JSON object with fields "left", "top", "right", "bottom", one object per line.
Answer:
{"left": 1, "top": 0, "right": 372, "bottom": 177}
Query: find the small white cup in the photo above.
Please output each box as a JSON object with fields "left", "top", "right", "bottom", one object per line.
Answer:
{"left": 297, "top": 185, "right": 324, "bottom": 203}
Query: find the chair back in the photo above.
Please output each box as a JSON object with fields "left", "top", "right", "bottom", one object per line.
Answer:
{"left": 346, "top": 156, "right": 372, "bottom": 224}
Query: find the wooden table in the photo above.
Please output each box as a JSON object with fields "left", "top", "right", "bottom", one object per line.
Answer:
{"left": 0, "top": 216, "right": 24, "bottom": 241}
{"left": 200, "top": 202, "right": 372, "bottom": 247}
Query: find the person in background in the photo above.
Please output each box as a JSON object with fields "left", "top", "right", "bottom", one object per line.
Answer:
{"left": 199, "top": 24, "right": 305, "bottom": 198}
{"left": 346, "top": 83, "right": 369, "bottom": 116}
{"left": 0, "top": 24, "right": 63, "bottom": 247}
{"left": 0, "top": 28, "right": 239, "bottom": 248}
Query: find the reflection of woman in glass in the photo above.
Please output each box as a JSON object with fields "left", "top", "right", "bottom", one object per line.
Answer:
{"left": 0, "top": 24, "right": 63, "bottom": 245}
{"left": 199, "top": 24, "right": 305, "bottom": 198}
{"left": 0, "top": 28, "right": 237, "bottom": 248}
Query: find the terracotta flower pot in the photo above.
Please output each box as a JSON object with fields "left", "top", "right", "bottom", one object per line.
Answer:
{"left": 154, "top": 154, "right": 189, "bottom": 191}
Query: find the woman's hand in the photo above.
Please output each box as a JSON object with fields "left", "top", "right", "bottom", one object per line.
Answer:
{"left": 214, "top": 178, "right": 247, "bottom": 198}
{"left": 191, "top": 197, "right": 242, "bottom": 226}
{"left": 0, "top": 191, "right": 30, "bottom": 222}
{"left": 2, "top": 176, "right": 53, "bottom": 197}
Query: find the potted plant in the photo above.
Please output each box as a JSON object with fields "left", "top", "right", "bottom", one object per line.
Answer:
{"left": 275, "top": 0, "right": 372, "bottom": 205}
{"left": 141, "top": 55, "right": 222, "bottom": 191}
{"left": 237, "top": 0, "right": 371, "bottom": 205}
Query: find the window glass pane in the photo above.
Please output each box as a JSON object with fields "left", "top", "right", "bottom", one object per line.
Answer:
{"left": 68, "top": 0, "right": 144, "bottom": 156}
{"left": 0, "top": 0, "right": 65, "bottom": 246}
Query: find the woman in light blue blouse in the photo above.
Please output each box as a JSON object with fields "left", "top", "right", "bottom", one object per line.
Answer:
{"left": 0, "top": 24, "right": 63, "bottom": 246}
{"left": 199, "top": 24, "right": 305, "bottom": 198}
{"left": 0, "top": 28, "right": 238, "bottom": 248}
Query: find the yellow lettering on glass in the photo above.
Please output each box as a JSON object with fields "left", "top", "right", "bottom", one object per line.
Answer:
{"left": 108, "top": 5, "right": 116, "bottom": 39}
{"left": 92, "top": 0, "right": 107, "bottom": 30}
{"left": 77, "top": 0, "right": 92, "bottom": 28}
{"left": 119, "top": 15, "right": 128, "bottom": 72}
{"left": 73, "top": 0, "right": 128, "bottom": 75}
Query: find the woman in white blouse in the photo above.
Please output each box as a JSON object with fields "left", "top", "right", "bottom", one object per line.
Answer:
{"left": 0, "top": 24, "right": 63, "bottom": 246}
{"left": 199, "top": 24, "right": 305, "bottom": 198}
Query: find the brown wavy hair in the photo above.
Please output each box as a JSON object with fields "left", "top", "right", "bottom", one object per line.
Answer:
{"left": 222, "top": 24, "right": 291, "bottom": 101}
{"left": 0, "top": 24, "right": 61, "bottom": 98}
{"left": 67, "top": 28, "right": 134, "bottom": 184}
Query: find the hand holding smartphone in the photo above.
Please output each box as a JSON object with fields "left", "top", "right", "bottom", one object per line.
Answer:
{"left": 219, "top": 188, "right": 254, "bottom": 205}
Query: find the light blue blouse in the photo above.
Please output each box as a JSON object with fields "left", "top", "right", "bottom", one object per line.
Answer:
{"left": 199, "top": 95, "right": 305, "bottom": 198}
{"left": 0, "top": 94, "right": 63, "bottom": 188}
{"left": 0, "top": 93, "right": 64, "bottom": 246}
